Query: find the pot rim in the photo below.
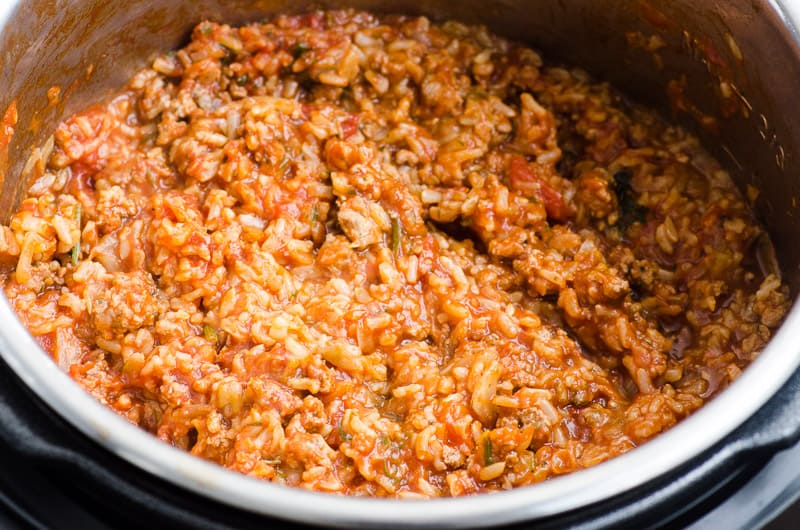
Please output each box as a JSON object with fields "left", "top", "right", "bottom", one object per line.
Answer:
{"left": 2, "top": 0, "right": 800, "bottom": 527}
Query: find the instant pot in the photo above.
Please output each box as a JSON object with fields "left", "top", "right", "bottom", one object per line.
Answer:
{"left": 2, "top": 0, "right": 800, "bottom": 528}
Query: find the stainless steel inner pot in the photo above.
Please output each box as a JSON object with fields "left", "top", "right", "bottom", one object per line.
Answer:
{"left": 2, "top": 1, "right": 800, "bottom": 528}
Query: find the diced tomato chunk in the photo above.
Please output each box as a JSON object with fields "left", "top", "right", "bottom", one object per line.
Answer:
{"left": 341, "top": 115, "right": 359, "bottom": 138}
{"left": 508, "top": 155, "right": 572, "bottom": 222}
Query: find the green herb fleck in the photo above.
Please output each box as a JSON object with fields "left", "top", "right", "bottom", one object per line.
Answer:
{"left": 383, "top": 460, "right": 400, "bottom": 482}
{"left": 236, "top": 74, "right": 249, "bottom": 86}
{"left": 613, "top": 169, "right": 632, "bottom": 191}
{"left": 311, "top": 205, "right": 319, "bottom": 223}
{"left": 390, "top": 216, "right": 402, "bottom": 255}
{"left": 338, "top": 418, "right": 352, "bottom": 441}
{"left": 200, "top": 23, "right": 213, "bottom": 36}
{"left": 71, "top": 203, "right": 82, "bottom": 266}
{"left": 220, "top": 50, "right": 234, "bottom": 66}
{"left": 613, "top": 169, "right": 648, "bottom": 232}
{"left": 203, "top": 324, "right": 218, "bottom": 343}
{"left": 470, "top": 87, "right": 488, "bottom": 99}
{"left": 483, "top": 434, "right": 492, "bottom": 465}
{"left": 292, "top": 41, "right": 311, "bottom": 58}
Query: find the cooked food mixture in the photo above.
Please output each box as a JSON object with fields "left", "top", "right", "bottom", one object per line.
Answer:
{"left": 0, "top": 10, "right": 790, "bottom": 497}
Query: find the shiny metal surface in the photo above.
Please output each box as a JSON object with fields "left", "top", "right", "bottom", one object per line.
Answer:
{"left": 688, "top": 438, "right": 800, "bottom": 530}
{"left": 1, "top": 1, "right": 800, "bottom": 527}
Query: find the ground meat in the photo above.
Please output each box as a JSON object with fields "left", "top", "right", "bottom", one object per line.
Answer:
{"left": 87, "top": 270, "right": 165, "bottom": 335}
{"left": 0, "top": 9, "right": 790, "bottom": 498}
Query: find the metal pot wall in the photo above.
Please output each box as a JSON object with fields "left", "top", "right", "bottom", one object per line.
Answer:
{"left": 2, "top": 1, "right": 800, "bottom": 528}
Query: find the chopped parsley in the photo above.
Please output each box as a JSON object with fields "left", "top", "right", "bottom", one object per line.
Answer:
{"left": 292, "top": 41, "right": 311, "bottom": 58}
{"left": 203, "top": 324, "right": 218, "bottom": 343}
{"left": 71, "top": 203, "right": 82, "bottom": 266}
{"left": 613, "top": 169, "right": 648, "bottom": 232}
{"left": 391, "top": 216, "right": 402, "bottom": 255}
{"left": 483, "top": 434, "right": 493, "bottom": 465}
{"left": 338, "top": 417, "right": 352, "bottom": 441}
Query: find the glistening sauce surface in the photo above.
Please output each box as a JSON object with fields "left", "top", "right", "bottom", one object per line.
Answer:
{"left": 0, "top": 10, "right": 789, "bottom": 497}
